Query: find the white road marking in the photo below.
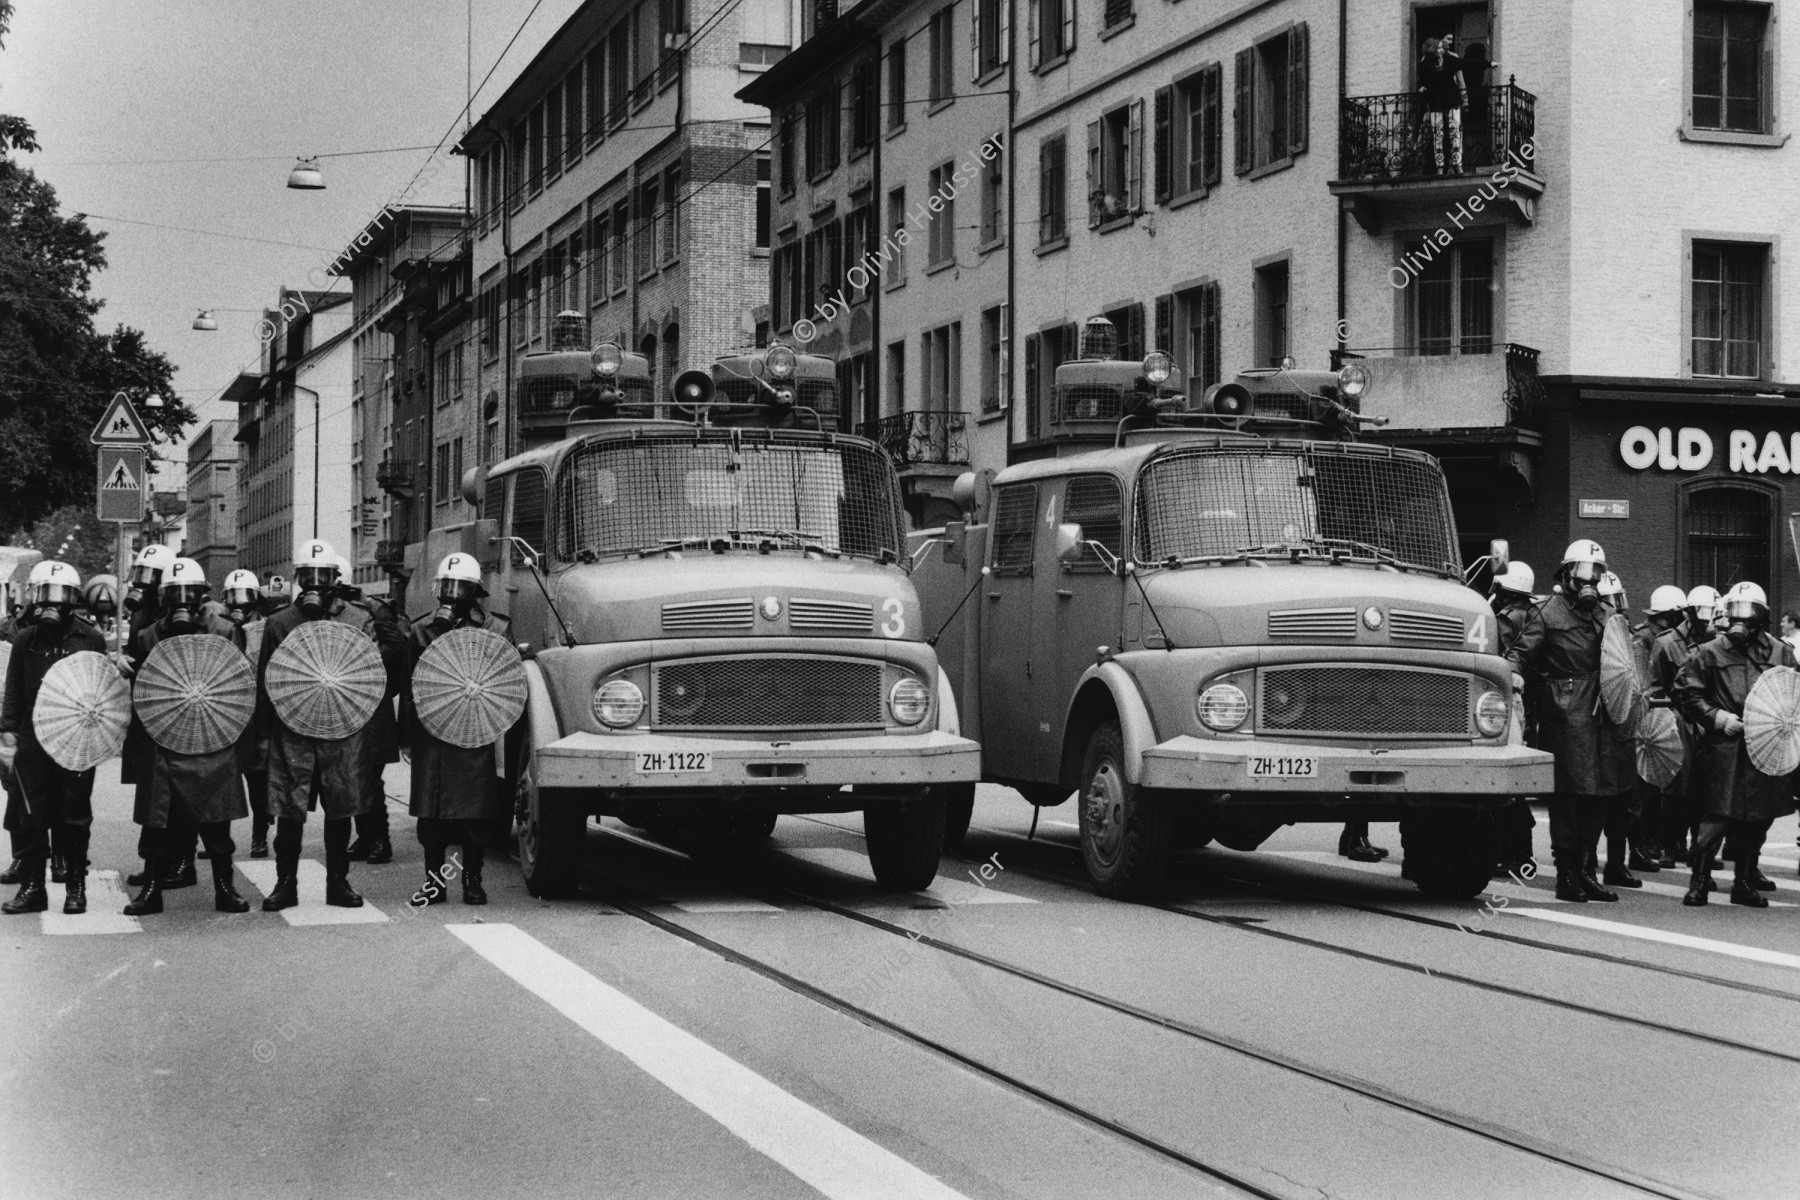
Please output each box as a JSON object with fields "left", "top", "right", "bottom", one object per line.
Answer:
{"left": 237, "top": 859, "right": 389, "bottom": 925}
{"left": 1503, "top": 907, "right": 1800, "bottom": 971}
{"left": 450, "top": 923, "right": 971, "bottom": 1200}
{"left": 1624, "top": 876, "right": 1793, "bottom": 907}
{"left": 782, "top": 847, "right": 1036, "bottom": 906}
{"left": 1044, "top": 820, "right": 1080, "bottom": 830}
{"left": 1263, "top": 850, "right": 1569, "bottom": 904}
{"left": 667, "top": 895, "right": 785, "bottom": 914}
{"left": 42, "top": 871, "right": 141, "bottom": 935}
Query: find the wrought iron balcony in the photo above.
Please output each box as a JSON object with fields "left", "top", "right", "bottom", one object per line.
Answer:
{"left": 858, "top": 410, "right": 970, "bottom": 469}
{"left": 1332, "top": 343, "right": 1544, "bottom": 429}
{"left": 1339, "top": 80, "right": 1536, "bottom": 182}
{"left": 374, "top": 540, "right": 406, "bottom": 569}
{"left": 375, "top": 457, "right": 415, "bottom": 497}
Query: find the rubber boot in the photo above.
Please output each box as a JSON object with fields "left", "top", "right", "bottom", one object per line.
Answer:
{"left": 323, "top": 818, "right": 362, "bottom": 908}
{"left": 1338, "top": 821, "right": 1386, "bottom": 862}
{"left": 413, "top": 843, "right": 448, "bottom": 906}
{"left": 62, "top": 863, "right": 87, "bottom": 915}
{"left": 1683, "top": 856, "right": 1712, "bottom": 906}
{"left": 1602, "top": 835, "right": 1642, "bottom": 888}
{"left": 161, "top": 844, "right": 198, "bottom": 890}
{"left": 3, "top": 857, "right": 48, "bottom": 914}
{"left": 122, "top": 860, "right": 164, "bottom": 916}
{"left": 1731, "top": 858, "right": 1769, "bottom": 908}
{"left": 1554, "top": 866, "right": 1590, "bottom": 902}
{"left": 1579, "top": 868, "right": 1619, "bottom": 902}
{"left": 461, "top": 840, "right": 487, "bottom": 905}
{"left": 212, "top": 857, "right": 250, "bottom": 913}
{"left": 262, "top": 822, "right": 302, "bottom": 912}
{"left": 1627, "top": 839, "right": 1661, "bottom": 873}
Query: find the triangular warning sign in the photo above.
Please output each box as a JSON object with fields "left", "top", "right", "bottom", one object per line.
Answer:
{"left": 102, "top": 457, "right": 140, "bottom": 490}
{"left": 90, "top": 391, "right": 149, "bottom": 445}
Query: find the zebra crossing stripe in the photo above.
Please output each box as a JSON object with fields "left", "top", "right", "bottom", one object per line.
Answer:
{"left": 237, "top": 859, "right": 389, "bottom": 925}
{"left": 42, "top": 871, "right": 141, "bottom": 935}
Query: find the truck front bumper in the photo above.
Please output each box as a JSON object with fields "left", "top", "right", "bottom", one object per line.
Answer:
{"left": 535, "top": 730, "right": 981, "bottom": 791}
{"left": 1139, "top": 736, "right": 1554, "bottom": 795}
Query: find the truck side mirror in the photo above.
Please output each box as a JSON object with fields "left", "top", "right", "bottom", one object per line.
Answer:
{"left": 474, "top": 519, "right": 502, "bottom": 571}
{"left": 1056, "top": 523, "right": 1085, "bottom": 564}
{"left": 1489, "top": 539, "right": 1509, "bottom": 573}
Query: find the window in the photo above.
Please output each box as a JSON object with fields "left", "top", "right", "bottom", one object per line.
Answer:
{"left": 508, "top": 125, "right": 525, "bottom": 209}
{"left": 740, "top": 42, "right": 788, "bottom": 66}
{"left": 929, "top": 8, "right": 954, "bottom": 104}
{"left": 991, "top": 484, "right": 1038, "bottom": 574}
{"left": 434, "top": 344, "right": 464, "bottom": 405}
{"left": 755, "top": 153, "right": 771, "bottom": 248}
{"left": 887, "top": 40, "right": 907, "bottom": 130}
{"left": 1234, "top": 23, "right": 1309, "bottom": 175}
{"left": 610, "top": 200, "right": 630, "bottom": 292}
{"left": 1254, "top": 259, "right": 1289, "bottom": 367}
{"left": 528, "top": 259, "right": 545, "bottom": 342}
{"left": 1177, "top": 282, "right": 1221, "bottom": 395}
{"left": 802, "top": 222, "right": 828, "bottom": 313}
{"left": 586, "top": 45, "right": 607, "bottom": 144}
{"left": 1692, "top": 240, "right": 1768, "bottom": 378}
{"left": 1087, "top": 101, "right": 1143, "bottom": 225}
{"left": 886, "top": 187, "right": 908, "bottom": 283}
{"left": 591, "top": 214, "right": 611, "bottom": 306}
{"left": 848, "top": 59, "right": 878, "bottom": 152}
{"left": 1163, "top": 64, "right": 1222, "bottom": 200}
{"left": 979, "top": 135, "right": 1003, "bottom": 244}
{"left": 772, "top": 242, "right": 796, "bottom": 329}
{"left": 567, "top": 229, "right": 585, "bottom": 309}
{"left": 1024, "top": 322, "right": 1077, "bottom": 439}
{"left": 1063, "top": 475, "right": 1122, "bottom": 570}
{"left": 778, "top": 110, "right": 798, "bottom": 194}
{"left": 637, "top": 178, "right": 659, "bottom": 278}
{"left": 528, "top": 103, "right": 545, "bottom": 192}
{"left": 435, "top": 442, "right": 452, "bottom": 505}
{"left": 844, "top": 204, "right": 872, "bottom": 302}
{"left": 1103, "top": 0, "right": 1132, "bottom": 30}
{"left": 1028, "top": 0, "right": 1074, "bottom": 68}
{"left": 1410, "top": 237, "right": 1494, "bottom": 356}
{"left": 1692, "top": 2, "right": 1770, "bottom": 133}
{"left": 659, "top": 0, "right": 686, "bottom": 89}
{"left": 972, "top": 0, "right": 1008, "bottom": 78}
{"left": 565, "top": 67, "right": 585, "bottom": 163}
{"left": 479, "top": 283, "right": 500, "bottom": 360}
{"left": 512, "top": 469, "right": 548, "bottom": 566}
{"left": 1685, "top": 483, "right": 1773, "bottom": 594}
{"left": 980, "top": 303, "right": 1010, "bottom": 412}
{"left": 887, "top": 339, "right": 906, "bottom": 416}
{"left": 1102, "top": 302, "right": 1145, "bottom": 362}
{"left": 546, "top": 84, "right": 564, "bottom": 181}
{"left": 922, "top": 322, "right": 961, "bottom": 409}
{"left": 1038, "top": 134, "right": 1067, "bottom": 245}
{"left": 662, "top": 162, "right": 681, "bottom": 263}
{"left": 608, "top": 21, "right": 631, "bottom": 125}
{"left": 806, "top": 86, "right": 841, "bottom": 178}
{"left": 635, "top": 0, "right": 658, "bottom": 104}
{"left": 927, "top": 162, "right": 955, "bottom": 266}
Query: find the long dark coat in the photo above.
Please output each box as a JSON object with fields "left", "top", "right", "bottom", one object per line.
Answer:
{"left": 402, "top": 610, "right": 514, "bottom": 821}
{"left": 1673, "top": 630, "right": 1800, "bottom": 823}
{"left": 352, "top": 596, "right": 405, "bottom": 791}
{"left": 1650, "top": 624, "right": 1701, "bottom": 796}
{"left": 1495, "top": 597, "right": 1539, "bottom": 741}
{"left": 127, "top": 616, "right": 250, "bottom": 828}
{"left": 1, "top": 617, "right": 108, "bottom": 824}
{"left": 118, "top": 603, "right": 159, "bottom": 786}
{"left": 1506, "top": 593, "right": 1634, "bottom": 796}
{"left": 257, "top": 600, "right": 407, "bottom": 821}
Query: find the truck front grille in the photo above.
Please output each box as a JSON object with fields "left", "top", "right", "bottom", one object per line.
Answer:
{"left": 661, "top": 598, "right": 754, "bottom": 631}
{"left": 1268, "top": 607, "right": 1357, "bottom": 639}
{"left": 1388, "top": 609, "right": 1465, "bottom": 645}
{"left": 789, "top": 597, "right": 873, "bottom": 634}
{"left": 1258, "top": 666, "right": 1471, "bottom": 737}
{"left": 652, "top": 656, "right": 884, "bottom": 729}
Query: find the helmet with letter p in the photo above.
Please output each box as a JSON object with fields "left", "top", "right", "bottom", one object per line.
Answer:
{"left": 1685, "top": 584, "right": 1721, "bottom": 622}
{"left": 124, "top": 543, "right": 176, "bottom": 613}
{"left": 27, "top": 561, "right": 82, "bottom": 632}
{"left": 1722, "top": 581, "right": 1769, "bottom": 644}
{"left": 1646, "top": 584, "right": 1687, "bottom": 629}
{"left": 293, "top": 539, "right": 339, "bottom": 617}
{"left": 1560, "top": 539, "right": 1607, "bottom": 608}
{"left": 430, "top": 553, "right": 487, "bottom": 627}
{"left": 222, "top": 569, "right": 261, "bottom": 616}
{"left": 161, "top": 557, "right": 211, "bottom": 632}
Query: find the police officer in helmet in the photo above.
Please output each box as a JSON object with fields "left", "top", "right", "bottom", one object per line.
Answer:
{"left": 1655, "top": 586, "right": 1720, "bottom": 865}
{"left": 1488, "top": 561, "right": 1539, "bottom": 874}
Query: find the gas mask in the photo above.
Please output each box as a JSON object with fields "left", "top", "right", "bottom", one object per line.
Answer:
{"left": 295, "top": 567, "right": 336, "bottom": 619}
{"left": 1723, "top": 600, "right": 1764, "bottom": 647}
{"left": 431, "top": 579, "right": 482, "bottom": 630}
{"left": 33, "top": 603, "right": 69, "bottom": 634}
{"left": 162, "top": 585, "right": 208, "bottom": 634}
{"left": 124, "top": 565, "right": 162, "bottom": 614}
{"left": 1565, "top": 562, "right": 1603, "bottom": 609}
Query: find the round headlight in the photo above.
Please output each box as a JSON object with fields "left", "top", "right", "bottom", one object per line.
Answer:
{"left": 888, "top": 677, "right": 930, "bottom": 726}
{"left": 591, "top": 341, "right": 623, "bottom": 377}
{"left": 1475, "top": 689, "right": 1509, "bottom": 737}
{"left": 593, "top": 678, "right": 645, "bottom": 728}
{"left": 1142, "top": 351, "right": 1173, "bottom": 385}
{"left": 1197, "top": 682, "right": 1249, "bottom": 731}
{"left": 765, "top": 343, "right": 797, "bottom": 380}
{"left": 1337, "top": 361, "right": 1372, "bottom": 399}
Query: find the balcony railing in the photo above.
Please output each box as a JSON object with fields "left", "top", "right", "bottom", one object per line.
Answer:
{"left": 1333, "top": 343, "right": 1544, "bottom": 428}
{"left": 858, "top": 410, "right": 970, "bottom": 468}
{"left": 374, "top": 540, "right": 406, "bottom": 569}
{"left": 375, "top": 457, "right": 415, "bottom": 496}
{"left": 1339, "top": 81, "right": 1536, "bottom": 183}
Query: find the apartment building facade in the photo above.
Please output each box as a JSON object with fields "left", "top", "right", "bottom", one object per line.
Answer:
{"left": 182, "top": 418, "right": 241, "bottom": 593}
{"left": 456, "top": 0, "right": 788, "bottom": 462}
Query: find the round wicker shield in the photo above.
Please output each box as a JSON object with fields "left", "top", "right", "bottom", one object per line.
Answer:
{"left": 1599, "top": 616, "right": 1646, "bottom": 728}
{"left": 33, "top": 651, "right": 130, "bottom": 771}
{"left": 412, "top": 627, "right": 527, "bottom": 748}
{"left": 1744, "top": 664, "right": 1800, "bottom": 776}
{"left": 1634, "top": 706, "right": 1685, "bottom": 787}
{"left": 266, "top": 620, "right": 386, "bottom": 740}
{"left": 133, "top": 635, "right": 256, "bottom": 755}
{"left": 241, "top": 617, "right": 267, "bottom": 666}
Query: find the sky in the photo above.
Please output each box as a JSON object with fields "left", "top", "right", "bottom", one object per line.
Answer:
{"left": 3, "top": 0, "right": 587, "bottom": 482}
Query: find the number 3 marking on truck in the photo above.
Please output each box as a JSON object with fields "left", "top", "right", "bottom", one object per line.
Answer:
{"left": 882, "top": 598, "right": 906, "bottom": 638}
{"left": 1467, "top": 614, "right": 1489, "bottom": 651}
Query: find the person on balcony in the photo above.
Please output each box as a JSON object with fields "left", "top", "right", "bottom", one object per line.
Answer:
{"left": 1417, "top": 36, "right": 1468, "bottom": 175}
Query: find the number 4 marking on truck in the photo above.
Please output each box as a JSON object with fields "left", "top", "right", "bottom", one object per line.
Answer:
{"left": 882, "top": 598, "right": 906, "bottom": 638}
{"left": 1467, "top": 614, "right": 1489, "bottom": 651}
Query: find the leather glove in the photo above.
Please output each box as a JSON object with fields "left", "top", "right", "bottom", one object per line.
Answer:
{"left": 1717, "top": 712, "right": 1745, "bottom": 737}
{"left": 0, "top": 732, "right": 15, "bottom": 750}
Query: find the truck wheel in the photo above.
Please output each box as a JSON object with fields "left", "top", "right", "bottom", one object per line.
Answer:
{"left": 865, "top": 791, "right": 945, "bottom": 891}
{"left": 515, "top": 748, "right": 586, "bottom": 899}
{"left": 1079, "top": 720, "right": 1173, "bottom": 900}
{"left": 941, "top": 783, "right": 976, "bottom": 853}
{"left": 1401, "top": 810, "right": 1498, "bottom": 900}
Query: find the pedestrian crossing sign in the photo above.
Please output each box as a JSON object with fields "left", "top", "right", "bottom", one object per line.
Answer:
{"left": 90, "top": 391, "right": 151, "bottom": 446}
{"left": 96, "top": 446, "right": 146, "bottom": 522}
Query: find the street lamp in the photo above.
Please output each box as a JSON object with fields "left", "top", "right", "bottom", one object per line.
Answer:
{"left": 192, "top": 310, "right": 218, "bottom": 331}
{"left": 287, "top": 157, "right": 326, "bottom": 190}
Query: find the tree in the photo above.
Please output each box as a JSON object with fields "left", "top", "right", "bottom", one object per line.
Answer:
{"left": 0, "top": 10, "right": 194, "bottom": 535}
{"left": 10, "top": 506, "right": 115, "bottom": 580}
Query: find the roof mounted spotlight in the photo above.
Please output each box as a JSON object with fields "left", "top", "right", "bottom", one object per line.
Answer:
{"left": 1142, "top": 351, "right": 1173, "bottom": 385}
{"left": 765, "top": 343, "right": 797, "bottom": 381}
{"left": 192, "top": 310, "right": 218, "bottom": 331}
{"left": 591, "top": 341, "right": 623, "bottom": 377}
{"left": 286, "top": 157, "right": 326, "bottom": 190}
{"left": 1336, "top": 360, "right": 1372, "bottom": 400}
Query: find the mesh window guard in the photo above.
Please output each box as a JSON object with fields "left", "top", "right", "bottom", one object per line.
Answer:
{"left": 555, "top": 430, "right": 905, "bottom": 561}
{"left": 1134, "top": 442, "right": 1460, "bottom": 575}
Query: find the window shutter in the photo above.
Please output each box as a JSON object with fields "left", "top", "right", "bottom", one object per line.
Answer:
{"left": 1288, "top": 22, "right": 1309, "bottom": 156}
{"left": 1234, "top": 48, "right": 1252, "bottom": 175}
{"left": 1025, "top": 331, "right": 1041, "bottom": 438}
{"left": 1203, "top": 282, "right": 1222, "bottom": 388}
{"left": 1203, "top": 64, "right": 1223, "bottom": 187}
{"left": 1153, "top": 86, "right": 1172, "bottom": 203}
{"left": 1085, "top": 119, "right": 1101, "bottom": 227}
{"left": 1061, "top": 0, "right": 1074, "bottom": 56}
{"left": 971, "top": 0, "right": 979, "bottom": 80}
{"left": 1028, "top": 0, "right": 1040, "bottom": 69}
{"left": 1154, "top": 294, "right": 1172, "bottom": 360}
{"left": 1128, "top": 98, "right": 1145, "bottom": 212}
{"left": 1127, "top": 302, "right": 1145, "bottom": 361}
{"left": 1762, "top": 30, "right": 1774, "bottom": 134}
{"left": 1000, "top": 0, "right": 1010, "bottom": 65}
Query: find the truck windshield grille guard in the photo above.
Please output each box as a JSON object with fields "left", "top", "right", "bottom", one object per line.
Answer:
{"left": 1259, "top": 665, "right": 1473, "bottom": 738}
{"left": 1133, "top": 443, "right": 1462, "bottom": 576}
{"left": 555, "top": 430, "right": 906, "bottom": 562}
{"left": 652, "top": 655, "right": 885, "bottom": 730}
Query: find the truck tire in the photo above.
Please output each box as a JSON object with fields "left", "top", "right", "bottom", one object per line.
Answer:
{"left": 865, "top": 791, "right": 945, "bottom": 891}
{"left": 1079, "top": 720, "right": 1173, "bottom": 900}
{"left": 515, "top": 747, "right": 586, "bottom": 899}
{"left": 941, "top": 782, "right": 976, "bottom": 853}
{"left": 1401, "top": 809, "right": 1498, "bottom": 900}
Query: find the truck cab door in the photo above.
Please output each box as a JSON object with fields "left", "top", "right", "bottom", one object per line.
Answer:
{"left": 500, "top": 466, "right": 553, "bottom": 652}
{"left": 979, "top": 483, "right": 1041, "bottom": 781}
{"left": 1051, "top": 473, "right": 1128, "bottom": 721}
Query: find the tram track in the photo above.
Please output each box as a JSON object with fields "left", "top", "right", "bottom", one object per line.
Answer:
{"left": 578, "top": 823, "right": 1717, "bottom": 1200}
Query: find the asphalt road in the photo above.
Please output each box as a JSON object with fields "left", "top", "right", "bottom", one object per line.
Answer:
{"left": 5, "top": 767, "right": 1800, "bottom": 1200}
